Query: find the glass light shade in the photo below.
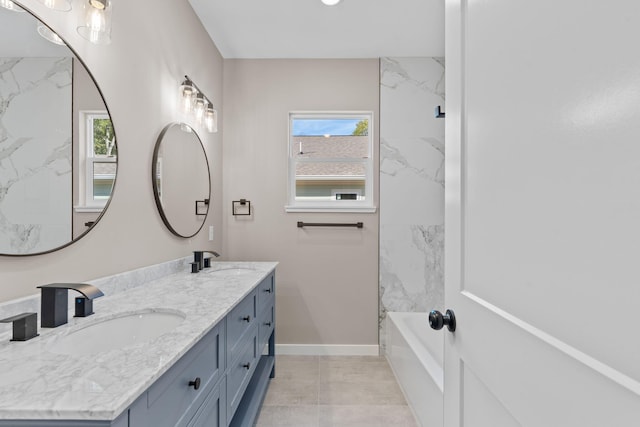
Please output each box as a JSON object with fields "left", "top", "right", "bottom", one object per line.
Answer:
{"left": 37, "top": 23, "right": 66, "bottom": 45}
{"left": 205, "top": 106, "right": 218, "bottom": 133}
{"left": 77, "top": 0, "right": 112, "bottom": 45}
{"left": 0, "top": 0, "right": 25, "bottom": 12}
{"left": 179, "top": 79, "right": 195, "bottom": 113}
{"left": 321, "top": 0, "right": 341, "bottom": 5}
{"left": 37, "top": 0, "right": 72, "bottom": 11}
{"left": 193, "top": 94, "right": 206, "bottom": 124}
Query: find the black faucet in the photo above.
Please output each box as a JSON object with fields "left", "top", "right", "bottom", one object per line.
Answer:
{"left": 192, "top": 251, "right": 221, "bottom": 272}
{"left": 37, "top": 283, "right": 104, "bottom": 328}
{"left": 0, "top": 312, "right": 38, "bottom": 341}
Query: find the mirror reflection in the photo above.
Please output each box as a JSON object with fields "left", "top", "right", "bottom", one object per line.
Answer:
{"left": 0, "top": 2, "right": 117, "bottom": 255}
{"left": 152, "top": 123, "right": 210, "bottom": 238}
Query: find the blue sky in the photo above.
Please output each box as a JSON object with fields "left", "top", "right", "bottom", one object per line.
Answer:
{"left": 292, "top": 119, "right": 361, "bottom": 136}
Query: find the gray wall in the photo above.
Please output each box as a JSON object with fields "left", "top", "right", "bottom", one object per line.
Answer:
{"left": 0, "top": 0, "right": 223, "bottom": 302}
{"left": 223, "top": 59, "right": 380, "bottom": 349}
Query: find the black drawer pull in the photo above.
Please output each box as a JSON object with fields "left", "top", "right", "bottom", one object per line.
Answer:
{"left": 188, "top": 377, "right": 201, "bottom": 390}
{"left": 264, "top": 322, "right": 272, "bottom": 327}
{"left": 242, "top": 315, "right": 251, "bottom": 322}
{"left": 242, "top": 363, "right": 251, "bottom": 370}
{"left": 264, "top": 288, "right": 272, "bottom": 293}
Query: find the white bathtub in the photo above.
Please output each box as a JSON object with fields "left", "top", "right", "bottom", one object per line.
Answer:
{"left": 385, "top": 312, "right": 444, "bottom": 427}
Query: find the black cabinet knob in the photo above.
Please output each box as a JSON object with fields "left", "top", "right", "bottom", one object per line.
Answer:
{"left": 429, "top": 309, "right": 456, "bottom": 332}
{"left": 242, "top": 315, "right": 251, "bottom": 322}
{"left": 264, "top": 322, "right": 272, "bottom": 327}
{"left": 242, "top": 363, "right": 251, "bottom": 370}
{"left": 188, "top": 377, "right": 201, "bottom": 390}
{"left": 264, "top": 288, "right": 272, "bottom": 293}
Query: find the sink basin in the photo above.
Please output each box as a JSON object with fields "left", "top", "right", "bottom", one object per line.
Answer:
{"left": 209, "top": 267, "right": 256, "bottom": 276}
{"left": 48, "top": 310, "right": 185, "bottom": 356}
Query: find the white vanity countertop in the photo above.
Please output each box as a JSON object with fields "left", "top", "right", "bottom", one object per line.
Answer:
{"left": 0, "top": 261, "right": 277, "bottom": 421}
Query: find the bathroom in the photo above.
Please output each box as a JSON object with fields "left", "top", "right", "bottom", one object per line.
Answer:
{"left": 0, "top": 0, "right": 637, "bottom": 426}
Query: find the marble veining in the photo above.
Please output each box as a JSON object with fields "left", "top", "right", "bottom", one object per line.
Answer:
{"left": 0, "top": 57, "right": 72, "bottom": 254}
{"left": 0, "top": 260, "right": 277, "bottom": 421}
{"left": 379, "top": 57, "right": 445, "bottom": 350}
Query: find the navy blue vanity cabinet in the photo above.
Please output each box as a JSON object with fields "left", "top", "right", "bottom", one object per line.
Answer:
{"left": 225, "top": 289, "right": 259, "bottom": 421}
{"left": 0, "top": 270, "right": 276, "bottom": 427}
{"left": 228, "top": 272, "right": 276, "bottom": 427}
{"left": 129, "top": 320, "right": 226, "bottom": 427}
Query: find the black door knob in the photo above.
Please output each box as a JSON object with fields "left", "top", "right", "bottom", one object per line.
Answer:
{"left": 188, "top": 377, "right": 201, "bottom": 390}
{"left": 429, "top": 309, "right": 456, "bottom": 332}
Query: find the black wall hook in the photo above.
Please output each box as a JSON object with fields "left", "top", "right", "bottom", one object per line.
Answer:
{"left": 434, "top": 106, "right": 446, "bottom": 118}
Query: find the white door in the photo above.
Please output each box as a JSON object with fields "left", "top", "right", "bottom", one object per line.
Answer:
{"left": 443, "top": 0, "right": 640, "bottom": 425}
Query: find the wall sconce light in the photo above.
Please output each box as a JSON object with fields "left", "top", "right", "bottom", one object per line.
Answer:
{"left": 179, "top": 78, "right": 195, "bottom": 113}
{"left": 0, "top": 0, "right": 25, "bottom": 12}
{"left": 205, "top": 104, "right": 218, "bottom": 133}
{"left": 179, "top": 75, "right": 218, "bottom": 133}
{"left": 77, "top": 0, "right": 112, "bottom": 45}
{"left": 37, "top": 23, "right": 66, "bottom": 45}
{"left": 37, "top": 0, "right": 71, "bottom": 11}
{"left": 194, "top": 93, "right": 206, "bottom": 124}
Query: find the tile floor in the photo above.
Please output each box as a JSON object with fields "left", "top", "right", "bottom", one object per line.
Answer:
{"left": 255, "top": 355, "right": 418, "bottom": 427}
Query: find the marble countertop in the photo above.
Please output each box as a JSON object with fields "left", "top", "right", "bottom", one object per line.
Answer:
{"left": 0, "top": 261, "right": 277, "bottom": 421}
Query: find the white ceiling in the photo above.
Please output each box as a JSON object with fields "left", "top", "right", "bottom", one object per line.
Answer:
{"left": 188, "top": 0, "right": 444, "bottom": 59}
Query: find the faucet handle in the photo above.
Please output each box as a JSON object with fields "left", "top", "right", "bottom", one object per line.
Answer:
{"left": 0, "top": 312, "right": 39, "bottom": 342}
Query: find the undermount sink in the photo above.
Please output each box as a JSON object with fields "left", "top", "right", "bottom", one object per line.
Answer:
{"left": 48, "top": 310, "right": 186, "bottom": 356}
{"left": 209, "top": 267, "right": 256, "bottom": 276}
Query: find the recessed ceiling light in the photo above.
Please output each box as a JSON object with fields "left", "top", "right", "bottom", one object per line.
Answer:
{"left": 321, "top": 0, "right": 341, "bottom": 5}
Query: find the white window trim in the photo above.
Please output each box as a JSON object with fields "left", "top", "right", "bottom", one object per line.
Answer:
{"left": 74, "top": 110, "right": 115, "bottom": 212}
{"left": 285, "top": 111, "right": 376, "bottom": 213}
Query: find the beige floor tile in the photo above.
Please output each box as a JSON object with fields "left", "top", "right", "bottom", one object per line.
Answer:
{"left": 259, "top": 355, "right": 418, "bottom": 426}
{"left": 318, "top": 405, "right": 418, "bottom": 427}
{"left": 319, "top": 356, "right": 396, "bottom": 383}
{"left": 255, "top": 405, "right": 319, "bottom": 427}
{"left": 263, "top": 378, "right": 319, "bottom": 406}
{"left": 318, "top": 380, "right": 407, "bottom": 406}
{"left": 274, "top": 355, "right": 320, "bottom": 381}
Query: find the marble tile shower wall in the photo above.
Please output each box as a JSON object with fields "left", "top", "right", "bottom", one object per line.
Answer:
{"left": 0, "top": 57, "right": 72, "bottom": 254}
{"left": 379, "top": 58, "right": 445, "bottom": 349}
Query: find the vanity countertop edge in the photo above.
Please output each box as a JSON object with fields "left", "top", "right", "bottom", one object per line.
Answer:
{"left": 0, "top": 261, "right": 278, "bottom": 421}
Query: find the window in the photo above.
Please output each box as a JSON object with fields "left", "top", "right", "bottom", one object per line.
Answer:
{"left": 77, "top": 111, "right": 116, "bottom": 210}
{"left": 287, "top": 112, "right": 375, "bottom": 212}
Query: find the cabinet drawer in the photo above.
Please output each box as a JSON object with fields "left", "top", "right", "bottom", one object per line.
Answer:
{"left": 227, "top": 291, "right": 256, "bottom": 361}
{"left": 146, "top": 323, "right": 224, "bottom": 427}
{"left": 257, "top": 304, "right": 274, "bottom": 353}
{"left": 187, "top": 377, "right": 226, "bottom": 427}
{"left": 256, "top": 273, "right": 274, "bottom": 314}
{"left": 227, "top": 332, "right": 258, "bottom": 420}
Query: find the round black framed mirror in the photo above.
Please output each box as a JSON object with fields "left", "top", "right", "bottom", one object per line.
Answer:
{"left": 0, "top": 1, "right": 117, "bottom": 256}
{"left": 152, "top": 123, "right": 210, "bottom": 238}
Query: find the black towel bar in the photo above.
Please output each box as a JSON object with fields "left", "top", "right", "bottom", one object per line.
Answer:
{"left": 297, "top": 222, "right": 363, "bottom": 229}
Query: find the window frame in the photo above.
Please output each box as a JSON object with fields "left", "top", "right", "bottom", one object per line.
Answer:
{"left": 76, "top": 111, "right": 116, "bottom": 211}
{"left": 286, "top": 111, "right": 376, "bottom": 213}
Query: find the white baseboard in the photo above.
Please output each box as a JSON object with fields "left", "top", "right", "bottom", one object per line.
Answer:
{"left": 276, "top": 344, "right": 380, "bottom": 356}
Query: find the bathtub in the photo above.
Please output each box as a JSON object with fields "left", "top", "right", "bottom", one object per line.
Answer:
{"left": 385, "top": 312, "right": 444, "bottom": 427}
